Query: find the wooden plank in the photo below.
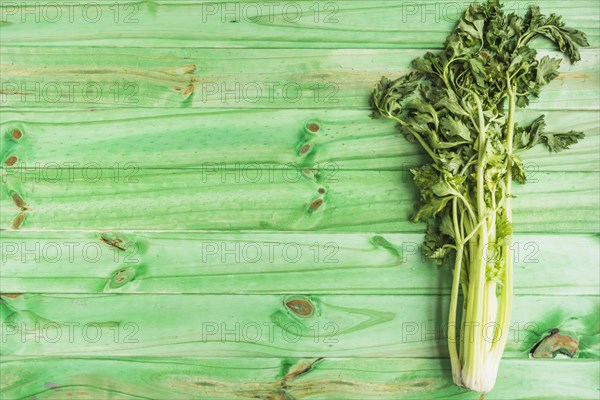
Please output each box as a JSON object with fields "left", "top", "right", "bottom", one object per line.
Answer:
{"left": 1, "top": 0, "right": 598, "bottom": 49}
{"left": 1, "top": 232, "right": 598, "bottom": 295}
{"left": 2, "top": 108, "right": 598, "bottom": 171}
{"left": 1, "top": 169, "right": 598, "bottom": 232}
{"left": 1, "top": 293, "right": 597, "bottom": 358}
{"left": 1, "top": 47, "right": 597, "bottom": 109}
{"left": 0, "top": 357, "right": 598, "bottom": 399}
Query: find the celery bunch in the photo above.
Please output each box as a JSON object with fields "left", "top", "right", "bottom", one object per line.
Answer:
{"left": 371, "top": 0, "right": 587, "bottom": 392}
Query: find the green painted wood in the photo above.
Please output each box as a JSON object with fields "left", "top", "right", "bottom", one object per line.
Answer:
{"left": 1, "top": 232, "right": 598, "bottom": 295}
{"left": 1, "top": 1, "right": 598, "bottom": 49}
{"left": 2, "top": 108, "right": 598, "bottom": 171}
{"left": 1, "top": 47, "right": 597, "bottom": 109}
{"left": 1, "top": 0, "right": 598, "bottom": 396}
{"left": 1, "top": 357, "right": 598, "bottom": 399}
{"left": 1, "top": 169, "right": 598, "bottom": 232}
{"left": 1, "top": 293, "right": 598, "bottom": 358}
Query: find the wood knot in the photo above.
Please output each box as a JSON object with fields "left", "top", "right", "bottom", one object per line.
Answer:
{"left": 309, "top": 198, "right": 323, "bottom": 211}
{"left": 109, "top": 267, "right": 136, "bottom": 289}
{"left": 5, "top": 155, "right": 18, "bottom": 167}
{"left": 285, "top": 299, "right": 314, "bottom": 317}
{"left": 306, "top": 122, "right": 320, "bottom": 133}
{"left": 372, "top": 236, "right": 388, "bottom": 246}
{"left": 183, "top": 64, "right": 197, "bottom": 74}
{"left": 183, "top": 84, "right": 195, "bottom": 97}
{"left": 11, "top": 129, "right": 22, "bottom": 140}
{"left": 531, "top": 328, "right": 579, "bottom": 358}
{"left": 303, "top": 169, "right": 317, "bottom": 178}
{"left": 11, "top": 212, "right": 26, "bottom": 230}
{"left": 299, "top": 143, "right": 312, "bottom": 155}
{"left": 302, "top": 169, "right": 320, "bottom": 182}
{"left": 371, "top": 235, "right": 401, "bottom": 257}
{"left": 317, "top": 188, "right": 326, "bottom": 194}
{"left": 100, "top": 234, "right": 127, "bottom": 251}
{"left": 100, "top": 232, "right": 132, "bottom": 251}
{"left": 283, "top": 358, "right": 323, "bottom": 381}
{"left": 11, "top": 192, "right": 28, "bottom": 210}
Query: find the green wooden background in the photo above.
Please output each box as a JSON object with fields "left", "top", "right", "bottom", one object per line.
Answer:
{"left": 0, "top": 1, "right": 599, "bottom": 399}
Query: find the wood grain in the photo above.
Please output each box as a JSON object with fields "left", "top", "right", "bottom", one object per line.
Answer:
{"left": 1, "top": 47, "right": 597, "bottom": 109}
{"left": 1, "top": 232, "right": 598, "bottom": 295}
{"left": 1, "top": 168, "right": 598, "bottom": 231}
{"left": 2, "top": 108, "right": 598, "bottom": 171}
{"left": 1, "top": 0, "right": 598, "bottom": 49}
{"left": 1, "top": 293, "right": 597, "bottom": 358}
{"left": 1, "top": 357, "right": 598, "bottom": 399}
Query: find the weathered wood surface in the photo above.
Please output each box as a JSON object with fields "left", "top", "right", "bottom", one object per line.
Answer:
{"left": 1, "top": 169, "right": 598, "bottom": 231}
{"left": 1, "top": 232, "right": 598, "bottom": 295}
{"left": 1, "top": 357, "right": 598, "bottom": 399}
{"left": 1, "top": 0, "right": 598, "bottom": 49}
{"left": 1, "top": 47, "right": 598, "bottom": 109}
{"left": 1, "top": 293, "right": 598, "bottom": 358}
{"left": 2, "top": 108, "right": 598, "bottom": 171}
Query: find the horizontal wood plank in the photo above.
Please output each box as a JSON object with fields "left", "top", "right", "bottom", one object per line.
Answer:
{"left": 1, "top": 1, "right": 598, "bottom": 49}
{"left": 0, "top": 357, "right": 598, "bottom": 399}
{"left": 1, "top": 47, "right": 597, "bottom": 109}
{"left": 1, "top": 232, "right": 598, "bottom": 295}
{"left": 1, "top": 169, "right": 598, "bottom": 232}
{"left": 1, "top": 293, "right": 597, "bottom": 358}
{"left": 2, "top": 108, "right": 598, "bottom": 171}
